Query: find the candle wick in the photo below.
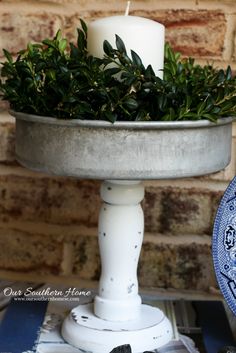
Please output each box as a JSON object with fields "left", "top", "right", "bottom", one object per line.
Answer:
{"left": 125, "top": 1, "right": 131, "bottom": 16}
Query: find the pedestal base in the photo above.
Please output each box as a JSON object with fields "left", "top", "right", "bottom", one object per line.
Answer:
{"left": 61, "top": 303, "right": 172, "bottom": 353}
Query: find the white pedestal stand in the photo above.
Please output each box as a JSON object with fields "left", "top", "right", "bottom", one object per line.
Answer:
{"left": 62, "top": 180, "right": 172, "bottom": 353}
{"left": 12, "top": 112, "right": 233, "bottom": 353}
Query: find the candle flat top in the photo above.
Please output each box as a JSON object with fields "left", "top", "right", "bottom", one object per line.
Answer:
{"left": 89, "top": 15, "right": 164, "bottom": 29}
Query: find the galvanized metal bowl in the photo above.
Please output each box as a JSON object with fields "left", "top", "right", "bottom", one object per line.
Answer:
{"left": 11, "top": 111, "right": 233, "bottom": 180}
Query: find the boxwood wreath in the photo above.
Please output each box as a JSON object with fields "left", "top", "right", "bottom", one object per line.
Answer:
{"left": 0, "top": 20, "right": 236, "bottom": 123}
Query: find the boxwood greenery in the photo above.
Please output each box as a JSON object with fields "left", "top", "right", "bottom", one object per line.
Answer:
{"left": 0, "top": 20, "right": 236, "bottom": 123}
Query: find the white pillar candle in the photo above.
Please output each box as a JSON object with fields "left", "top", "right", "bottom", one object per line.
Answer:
{"left": 87, "top": 15, "right": 165, "bottom": 78}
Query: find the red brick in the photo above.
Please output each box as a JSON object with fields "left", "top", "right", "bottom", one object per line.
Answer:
{"left": 139, "top": 236, "right": 215, "bottom": 291}
{"left": 0, "top": 12, "right": 61, "bottom": 57}
{"left": 0, "top": 225, "right": 63, "bottom": 274}
{"left": 0, "top": 168, "right": 223, "bottom": 235}
{"left": 72, "top": 234, "right": 100, "bottom": 281}
{"left": 211, "top": 190, "right": 224, "bottom": 226}
{"left": 132, "top": 9, "right": 226, "bottom": 59}
{"left": 0, "top": 171, "right": 101, "bottom": 225}
{"left": 0, "top": 118, "right": 15, "bottom": 162}
{"left": 144, "top": 186, "right": 214, "bottom": 235}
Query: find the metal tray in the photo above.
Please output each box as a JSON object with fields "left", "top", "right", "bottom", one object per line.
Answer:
{"left": 12, "top": 111, "right": 233, "bottom": 180}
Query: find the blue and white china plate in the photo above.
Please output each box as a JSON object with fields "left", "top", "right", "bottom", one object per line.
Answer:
{"left": 213, "top": 176, "right": 236, "bottom": 316}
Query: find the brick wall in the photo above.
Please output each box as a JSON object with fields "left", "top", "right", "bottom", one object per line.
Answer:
{"left": 0, "top": 0, "right": 236, "bottom": 293}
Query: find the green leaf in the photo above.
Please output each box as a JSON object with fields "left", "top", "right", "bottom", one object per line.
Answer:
{"left": 103, "top": 110, "right": 117, "bottom": 123}
{"left": 77, "top": 28, "right": 87, "bottom": 55}
{"left": 42, "top": 38, "right": 57, "bottom": 49}
{"left": 104, "top": 67, "right": 121, "bottom": 76}
{"left": 35, "top": 62, "right": 46, "bottom": 72}
{"left": 55, "top": 29, "right": 62, "bottom": 41}
{"left": 165, "top": 43, "right": 176, "bottom": 62}
{"left": 63, "top": 96, "right": 77, "bottom": 103}
{"left": 163, "top": 107, "right": 176, "bottom": 121}
{"left": 123, "top": 97, "right": 138, "bottom": 110}
{"left": 205, "top": 98, "right": 214, "bottom": 112}
{"left": 3, "top": 49, "right": 13, "bottom": 63}
{"left": 46, "top": 69, "right": 56, "bottom": 81}
{"left": 226, "top": 66, "right": 232, "bottom": 81}
{"left": 177, "top": 62, "right": 183, "bottom": 74}
{"left": 135, "top": 110, "right": 146, "bottom": 121}
{"left": 186, "top": 96, "right": 192, "bottom": 108}
{"left": 25, "top": 77, "right": 35, "bottom": 91}
{"left": 211, "top": 106, "right": 221, "bottom": 114}
{"left": 202, "top": 113, "right": 218, "bottom": 122}
{"left": 197, "top": 101, "right": 206, "bottom": 116}
{"left": 145, "top": 64, "right": 155, "bottom": 79}
{"left": 59, "top": 38, "right": 67, "bottom": 53}
{"left": 69, "top": 43, "right": 79, "bottom": 58}
{"left": 131, "top": 50, "right": 143, "bottom": 68}
{"left": 119, "top": 53, "right": 131, "bottom": 66}
{"left": 220, "top": 100, "right": 235, "bottom": 112}
{"left": 169, "top": 107, "right": 176, "bottom": 120}
{"left": 103, "top": 40, "right": 114, "bottom": 56}
{"left": 80, "top": 19, "right": 87, "bottom": 35}
{"left": 121, "top": 75, "right": 136, "bottom": 86}
{"left": 217, "top": 69, "right": 225, "bottom": 83}
{"left": 27, "top": 43, "right": 34, "bottom": 55}
{"left": 158, "top": 95, "right": 167, "bottom": 111}
{"left": 115, "top": 35, "right": 127, "bottom": 54}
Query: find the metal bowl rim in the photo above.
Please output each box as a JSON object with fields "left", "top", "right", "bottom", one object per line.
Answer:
{"left": 11, "top": 110, "right": 233, "bottom": 130}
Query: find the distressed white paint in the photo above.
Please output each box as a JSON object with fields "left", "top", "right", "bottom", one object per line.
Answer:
{"left": 62, "top": 302, "right": 172, "bottom": 353}
{"left": 62, "top": 181, "right": 173, "bottom": 351}
{"left": 94, "top": 180, "right": 144, "bottom": 321}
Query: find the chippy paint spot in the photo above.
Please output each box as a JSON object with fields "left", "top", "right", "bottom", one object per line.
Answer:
{"left": 127, "top": 283, "right": 135, "bottom": 293}
{"left": 41, "top": 313, "right": 62, "bottom": 332}
{"left": 153, "top": 335, "right": 162, "bottom": 339}
{"left": 71, "top": 312, "right": 77, "bottom": 322}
